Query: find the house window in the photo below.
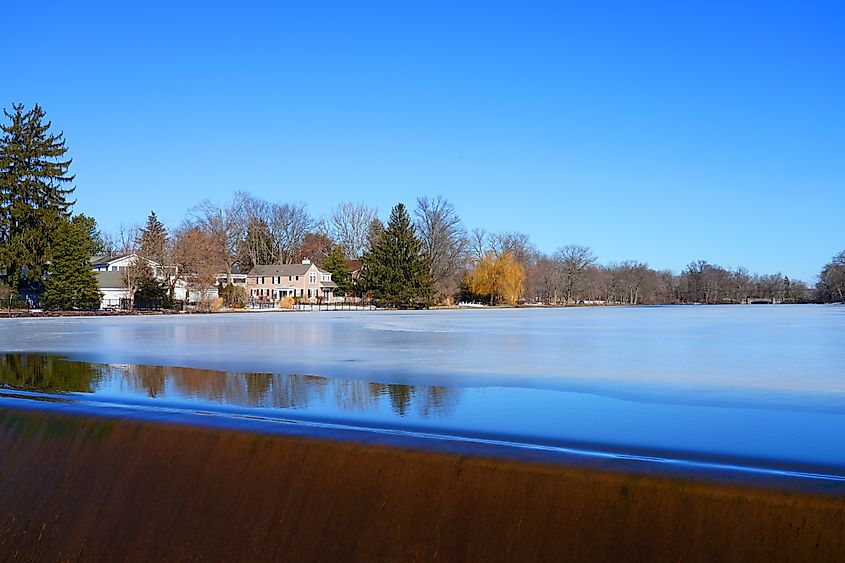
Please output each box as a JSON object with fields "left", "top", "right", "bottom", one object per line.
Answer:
{"left": 258, "top": 276, "right": 265, "bottom": 284}
{"left": 111, "top": 266, "right": 117, "bottom": 271}
{"left": 309, "top": 274, "right": 316, "bottom": 284}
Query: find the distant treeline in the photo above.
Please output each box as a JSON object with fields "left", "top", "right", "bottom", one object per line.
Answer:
{"left": 1, "top": 102, "right": 843, "bottom": 308}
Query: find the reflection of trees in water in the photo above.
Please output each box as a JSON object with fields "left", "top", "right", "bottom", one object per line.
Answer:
{"left": 3, "top": 357, "right": 462, "bottom": 419}
{"left": 368, "top": 383, "right": 459, "bottom": 418}
{"left": 127, "top": 365, "right": 462, "bottom": 418}
{"left": 0, "top": 354, "right": 104, "bottom": 393}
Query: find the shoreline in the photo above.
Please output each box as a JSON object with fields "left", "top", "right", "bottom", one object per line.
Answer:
{"left": 2, "top": 301, "right": 838, "bottom": 319}
{"left": 2, "top": 405, "right": 844, "bottom": 561}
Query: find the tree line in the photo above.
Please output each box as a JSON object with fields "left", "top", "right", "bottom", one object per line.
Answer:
{"left": 1, "top": 103, "right": 842, "bottom": 309}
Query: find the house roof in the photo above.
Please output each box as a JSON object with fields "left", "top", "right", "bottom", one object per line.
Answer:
{"left": 345, "top": 259, "right": 363, "bottom": 272}
{"left": 215, "top": 270, "right": 248, "bottom": 278}
{"left": 95, "top": 271, "right": 125, "bottom": 289}
{"left": 90, "top": 253, "right": 160, "bottom": 268}
{"left": 248, "top": 264, "right": 329, "bottom": 277}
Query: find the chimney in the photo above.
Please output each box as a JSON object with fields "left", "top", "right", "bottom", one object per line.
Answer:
{"left": 301, "top": 258, "right": 311, "bottom": 265}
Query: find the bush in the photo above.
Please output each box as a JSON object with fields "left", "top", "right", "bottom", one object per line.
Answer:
{"left": 278, "top": 295, "right": 295, "bottom": 309}
{"left": 219, "top": 284, "right": 247, "bottom": 307}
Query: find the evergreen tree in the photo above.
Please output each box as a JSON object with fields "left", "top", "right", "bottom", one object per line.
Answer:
{"left": 361, "top": 203, "right": 432, "bottom": 307}
{"left": 134, "top": 264, "right": 170, "bottom": 307}
{"left": 137, "top": 211, "right": 168, "bottom": 264}
{"left": 71, "top": 214, "right": 106, "bottom": 256}
{"left": 0, "top": 104, "right": 75, "bottom": 289}
{"left": 323, "top": 245, "right": 352, "bottom": 296}
{"left": 41, "top": 218, "right": 102, "bottom": 310}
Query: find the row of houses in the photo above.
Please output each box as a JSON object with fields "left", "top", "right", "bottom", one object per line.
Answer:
{"left": 91, "top": 254, "right": 340, "bottom": 309}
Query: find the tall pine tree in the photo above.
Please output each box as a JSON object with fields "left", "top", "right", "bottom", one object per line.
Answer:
{"left": 41, "top": 218, "right": 102, "bottom": 310}
{"left": 362, "top": 203, "right": 432, "bottom": 307}
{"left": 0, "top": 104, "right": 75, "bottom": 290}
{"left": 137, "top": 211, "right": 168, "bottom": 264}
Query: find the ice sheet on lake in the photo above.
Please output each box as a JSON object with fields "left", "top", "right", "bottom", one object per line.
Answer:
{"left": 1, "top": 305, "right": 844, "bottom": 410}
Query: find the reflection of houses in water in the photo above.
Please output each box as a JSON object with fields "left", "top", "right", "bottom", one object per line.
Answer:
{"left": 111, "top": 363, "right": 461, "bottom": 418}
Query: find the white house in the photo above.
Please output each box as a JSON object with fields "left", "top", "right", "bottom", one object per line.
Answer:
{"left": 90, "top": 254, "right": 217, "bottom": 309}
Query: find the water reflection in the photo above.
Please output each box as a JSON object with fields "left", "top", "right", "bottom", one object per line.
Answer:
{"left": 0, "top": 354, "right": 460, "bottom": 418}
{"left": 0, "top": 354, "right": 104, "bottom": 393}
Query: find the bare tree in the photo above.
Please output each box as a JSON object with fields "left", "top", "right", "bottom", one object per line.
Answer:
{"left": 817, "top": 250, "right": 845, "bottom": 303}
{"left": 414, "top": 196, "right": 468, "bottom": 297}
{"left": 297, "top": 232, "right": 333, "bottom": 264}
{"left": 114, "top": 224, "right": 141, "bottom": 256}
{"left": 528, "top": 256, "right": 560, "bottom": 304}
{"left": 269, "top": 201, "right": 315, "bottom": 264}
{"left": 489, "top": 231, "right": 536, "bottom": 266}
{"left": 237, "top": 217, "right": 276, "bottom": 271}
{"left": 172, "top": 225, "right": 224, "bottom": 306}
{"left": 553, "top": 245, "right": 596, "bottom": 304}
{"left": 365, "top": 218, "right": 385, "bottom": 254}
{"left": 329, "top": 202, "right": 378, "bottom": 259}
{"left": 190, "top": 192, "right": 249, "bottom": 282}
{"left": 111, "top": 225, "right": 144, "bottom": 308}
{"left": 122, "top": 256, "right": 153, "bottom": 310}
{"left": 469, "top": 228, "right": 489, "bottom": 264}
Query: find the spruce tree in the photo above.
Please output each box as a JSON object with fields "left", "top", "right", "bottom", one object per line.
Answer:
{"left": 0, "top": 104, "right": 75, "bottom": 289}
{"left": 72, "top": 214, "right": 106, "bottom": 256}
{"left": 323, "top": 245, "right": 352, "bottom": 296}
{"left": 137, "top": 211, "right": 168, "bottom": 264}
{"left": 362, "top": 203, "right": 432, "bottom": 307}
{"left": 41, "top": 218, "right": 102, "bottom": 310}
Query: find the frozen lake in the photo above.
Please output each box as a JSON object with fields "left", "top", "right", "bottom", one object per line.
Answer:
{"left": 1, "top": 305, "right": 844, "bottom": 479}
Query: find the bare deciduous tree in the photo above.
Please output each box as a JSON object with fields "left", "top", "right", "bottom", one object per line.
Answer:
{"left": 553, "top": 244, "right": 596, "bottom": 304}
{"left": 489, "top": 231, "right": 536, "bottom": 265}
{"left": 269, "top": 201, "right": 315, "bottom": 264}
{"left": 172, "top": 225, "right": 224, "bottom": 307}
{"left": 329, "top": 202, "right": 378, "bottom": 259}
{"left": 122, "top": 256, "right": 153, "bottom": 310}
{"left": 190, "top": 192, "right": 249, "bottom": 283}
{"left": 414, "top": 196, "right": 468, "bottom": 297}
{"left": 469, "top": 228, "right": 489, "bottom": 264}
{"left": 114, "top": 224, "right": 140, "bottom": 256}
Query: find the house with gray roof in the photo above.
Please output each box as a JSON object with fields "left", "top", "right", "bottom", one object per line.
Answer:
{"left": 247, "top": 259, "right": 337, "bottom": 303}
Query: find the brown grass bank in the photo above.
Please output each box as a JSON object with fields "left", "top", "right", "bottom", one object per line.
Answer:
{"left": 1, "top": 408, "right": 844, "bottom": 562}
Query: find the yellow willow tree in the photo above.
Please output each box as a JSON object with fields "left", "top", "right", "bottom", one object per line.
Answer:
{"left": 465, "top": 251, "right": 525, "bottom": 305}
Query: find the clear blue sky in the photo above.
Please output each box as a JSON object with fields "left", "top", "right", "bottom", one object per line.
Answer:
{"left": 5, "top": 1, "right": 843, "bottom": 281}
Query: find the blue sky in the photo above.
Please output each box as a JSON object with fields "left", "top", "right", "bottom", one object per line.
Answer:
{"left": 5, "top": 1, "right": 843, "bottom": 281}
